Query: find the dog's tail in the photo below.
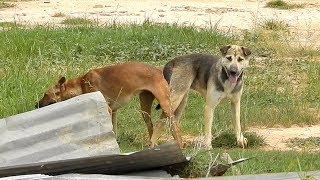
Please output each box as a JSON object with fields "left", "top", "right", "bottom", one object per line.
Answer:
{"left": 156, "top": 62, "right": 174, "bottom": 110}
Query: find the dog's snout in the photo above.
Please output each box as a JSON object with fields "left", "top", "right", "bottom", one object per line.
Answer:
{"left": 229, "top": 65, "right": 239, "bottom": 75}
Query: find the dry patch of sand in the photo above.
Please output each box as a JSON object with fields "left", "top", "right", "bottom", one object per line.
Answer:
{"left": 249, "top": 125, "right": 320, "bottom": 151}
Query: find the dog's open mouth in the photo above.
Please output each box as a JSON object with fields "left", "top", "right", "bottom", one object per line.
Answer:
{"left": 223, "top": 66, "right": 242, "bottom": 84}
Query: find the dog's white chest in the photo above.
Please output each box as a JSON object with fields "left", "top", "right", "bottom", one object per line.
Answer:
{"left": 223, "top": 81, "right": 237, "bottom": 93}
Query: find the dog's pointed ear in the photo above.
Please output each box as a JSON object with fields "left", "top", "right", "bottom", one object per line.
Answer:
{"left": 58, "top": 76, "right": 66, "bottom": 92}
{"left": 241, "top": 46, "right": 251, "bottom": 56}
{"left": 58, "top": 76, "right": 66, "bottom": 87}
{"left": 220, "top": 45, "right": 231, "bottom": 55}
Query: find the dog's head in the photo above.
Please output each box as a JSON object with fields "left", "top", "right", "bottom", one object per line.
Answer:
{"left": 35, "top": 77, "right": 67, "bottom": 108}
{"left": 219, "top": 45, "right": 251, "bottom": 84}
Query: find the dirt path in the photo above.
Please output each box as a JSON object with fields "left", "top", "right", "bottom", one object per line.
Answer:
{"left": 1, "top": 0, "right": 320, "bottom": 151}
{"left": 1, "top": 0, "right": 320, "bottom": 29}
{"left": 249, "top": 125, "right": 320, "bottom": 151}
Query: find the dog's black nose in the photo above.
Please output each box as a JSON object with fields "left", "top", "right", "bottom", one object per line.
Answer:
{"left": 229, "top": 70, "right": 237, "bottom": 76}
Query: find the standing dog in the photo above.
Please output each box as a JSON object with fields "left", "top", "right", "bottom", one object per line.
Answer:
{"left": 162, "top": 45, "right": 251, "bottom": 148}
{"left": 36, "top": 62, "right": 183, "bottom": 148}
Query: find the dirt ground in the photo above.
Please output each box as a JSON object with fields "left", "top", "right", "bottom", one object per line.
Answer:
{"left": 1, "top": 0, "right": 320, "bottom": 151}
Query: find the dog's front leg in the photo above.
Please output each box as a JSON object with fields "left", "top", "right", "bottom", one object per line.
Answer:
{"left": 204, "top": 91, "right": 222, "bottom": 149}
{"left": 231, "top": 95, "right": 247, "bottom": 148}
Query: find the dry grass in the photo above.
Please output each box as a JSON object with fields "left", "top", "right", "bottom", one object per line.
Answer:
{"left": 0, "top": 2, "right": 15, "bottom": 9}
{"left": 52, "top": 12, "right": 66, "bottom": 18}
{"left": 1, "top": 0, "right": 35, "bottom": 1}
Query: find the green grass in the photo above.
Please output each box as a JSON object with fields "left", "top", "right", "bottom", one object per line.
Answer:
{"left": 286, "top": 137, "right": 320, "bottom": 150}
{"left": 168, "top": 149, "right": 320, "bottom": 177}
{"left": 1, "top": 22, "right": 320, "bottom": 177}
{"left": 259, "top": 19, "right": 289, "bottom": 31}
{"left": 265, "top": 0, "right": 305, "bottom": 9}
{"left": 61, "top": 17, "right": 95, "bottom": 26}
{"left": 212, "top": 131, "right": 265, "bottom": 148}
{"left": 0, "top": 22, "right": 22, "bottom": 29}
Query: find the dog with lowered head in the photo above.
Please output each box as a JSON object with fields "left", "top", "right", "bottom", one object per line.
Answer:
{"left": 162, "top": 45, "right": 251, "bottom": 148}
{"left": 36, "top": 62, "right": 183, "bottom": 148}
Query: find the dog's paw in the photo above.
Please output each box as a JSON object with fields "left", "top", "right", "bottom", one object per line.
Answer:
{"left": 150, "top": 142, "right": 158, "bottom": 148}
{"left": 202, "top": 141, "right": 213, "bottom": 150}
{"left": 237, "top": 134, "right": 248, "bottom": 148}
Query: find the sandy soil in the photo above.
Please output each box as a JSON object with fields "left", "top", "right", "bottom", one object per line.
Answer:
{"left": 249, "top": 125, "right": 320, "bottom": 151}
{"left": 1, "top": 0, "right": 320, "bottom": 29}
{"left": 1, "top": 0, "right": 320, "bottom": 151}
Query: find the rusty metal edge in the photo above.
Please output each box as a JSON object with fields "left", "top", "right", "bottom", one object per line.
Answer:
{"left": 0, "top": 141, "right": 188, "bottom": 178}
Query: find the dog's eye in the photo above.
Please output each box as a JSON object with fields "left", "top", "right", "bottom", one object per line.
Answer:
{"left": 226, "top": 56, "right": 232, "bottom": 61}
{"left": 238, "top": 57, "right": 244, "bottom": 62}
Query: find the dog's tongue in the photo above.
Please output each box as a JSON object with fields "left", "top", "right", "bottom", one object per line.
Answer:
{"left": 229, "top": 75, "right": 238, "bottom": 84}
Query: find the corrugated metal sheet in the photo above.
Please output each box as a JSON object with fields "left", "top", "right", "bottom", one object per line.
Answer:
{"left": 0, "top": 141, "right": 187, "bottom": 178}
{"left": 0, "top": 171, "right": 175, "bottom": 180}
{"left": 0, "top": 92, "right": 120, "bottom": 167}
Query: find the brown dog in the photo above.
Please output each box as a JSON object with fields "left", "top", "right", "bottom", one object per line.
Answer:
{"left": 36, "top": 62, "right": 183, "bottom": 148}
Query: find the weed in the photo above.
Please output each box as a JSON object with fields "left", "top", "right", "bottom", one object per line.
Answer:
{"left": 0, "top": 2, "right": 15, "bottom": 9}
{"left": 212, "top": 131, "right": 265, "bottom": 148}
{"left": 61, "top": 17, "right": 95, "bottom": 26}
{"left": 265, "top": 0, "right": 305, "bottom": 9}
{"left": 259, "top": 19, "right": 289, "bottom": 31}
{"left": 52, "top": 12, "right": 66, "bottom": 17}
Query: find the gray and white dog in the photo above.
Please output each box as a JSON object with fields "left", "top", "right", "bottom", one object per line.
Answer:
{"left": 162, "top": 45, "right": 251, "bottom": 148}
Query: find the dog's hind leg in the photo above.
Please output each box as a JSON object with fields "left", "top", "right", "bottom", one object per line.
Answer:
{"left": 151, "top": 85, "right": 183, "bottom": 148}
{"left": 168, "top": 67, "right": 195, "bottom": 119}
{"left": 174, "top": 93, "right": 189, "bottom": 121}
{"left": 139, "top": 91, "right": 155, "bottom": 140}
{"left": 231, "top": 95, "right": 247, "bottom": 148}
